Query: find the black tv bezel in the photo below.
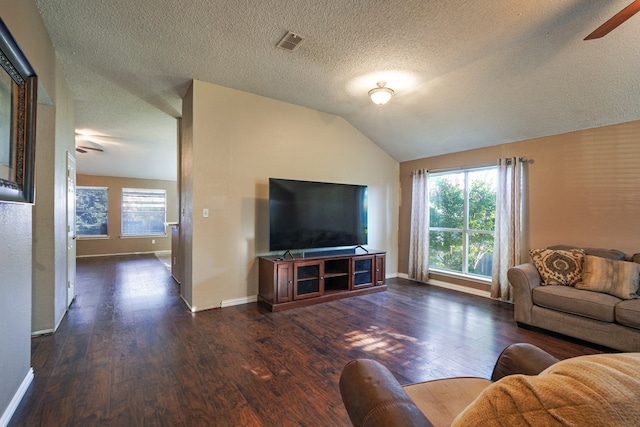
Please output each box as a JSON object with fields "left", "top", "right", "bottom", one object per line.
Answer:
{"left": 268, "top": 178, "right": 368, "bottom": 252}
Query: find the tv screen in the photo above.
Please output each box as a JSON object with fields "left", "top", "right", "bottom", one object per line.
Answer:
{"left": 269, "top": 178, "right": 368, "bottom": 251}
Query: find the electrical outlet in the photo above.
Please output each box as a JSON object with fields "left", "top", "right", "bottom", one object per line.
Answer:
{"left": 151, "top": 239, "right": 155, "bottom": 244}
{"left": 203, "top": 208, "right": 209, "bottom": 218}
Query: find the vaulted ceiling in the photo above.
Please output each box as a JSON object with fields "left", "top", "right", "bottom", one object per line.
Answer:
{"left": 35, "top": 0, "right": 640, "bottom": 181}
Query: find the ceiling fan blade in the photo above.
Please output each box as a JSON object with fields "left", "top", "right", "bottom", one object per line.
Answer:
{"left": 75, "top": 147, "right": 88, "bottom": 153}
{"left": 585, "top": 0, "right": 640, "bottom": 40}
{"left": 76, "top": 145, "right": 104, "bottom": 152}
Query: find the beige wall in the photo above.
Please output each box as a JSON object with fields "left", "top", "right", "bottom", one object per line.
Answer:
{"left": 179, "top": 91, "right": 194, "bottom": 304}
{"left": 0, "top": 0, "right": 74, "bottom": 421}
{"left": 399, "top": 120, "right": 640, "bottom": 287}
{"left": 76, "top": 175, "right": 178, "bottom": 256}
{"left": 32, "top": 58, "right": 76, "bottom": 334}
{"left": 181, "top": 80, "right": 399, "bottom": 311}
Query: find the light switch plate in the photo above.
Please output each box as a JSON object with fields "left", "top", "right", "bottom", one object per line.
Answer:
{"left": 203, "top": 208, "right": 209, "bottom": 218}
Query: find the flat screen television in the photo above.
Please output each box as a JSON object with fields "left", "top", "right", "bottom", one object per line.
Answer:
{"left": 269, "top": 178, "right": 368, "bottom": 251}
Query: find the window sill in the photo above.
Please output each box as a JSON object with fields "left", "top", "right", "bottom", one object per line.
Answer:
{"left": 429, "top": 268, "right": 491, "bottom": 285}
{"left": 120, "top": 234, "right": 167, "bottom": 239}
{"left": 77, "top": 235, "right": 110, "bottom": 240}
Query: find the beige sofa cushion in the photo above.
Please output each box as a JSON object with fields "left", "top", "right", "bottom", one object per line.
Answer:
{"left": 404, "top": 377, "right": 491, "bottom": 427}
{"left": 530, "top": 249, "right": 584, "bottom": 286}
{"left": 576, "top": 255, "right": 640, "bottom": 300}
{"left": 452, "top": 353, "right": 640, "bottom": 426}
{"left": 548, "top": 245, "right": 626, "bottom": 260}
{"left": 532, "top": 285, "right": 619, "bottom": 322}
{"left": 616, "top": 299, "right": 640, "bottom": 330}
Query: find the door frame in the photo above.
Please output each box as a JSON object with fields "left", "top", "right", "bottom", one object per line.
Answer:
{"left": 66, "top": 152, "right": 76, "bottom": 308}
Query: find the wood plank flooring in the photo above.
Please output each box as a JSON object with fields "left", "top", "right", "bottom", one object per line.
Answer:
{"left": 10, "top": 254, "right": 606, "bottom": 426}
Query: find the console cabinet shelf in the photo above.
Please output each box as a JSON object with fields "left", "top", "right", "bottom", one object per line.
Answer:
{"left": 258, "top": 251, "right": 386, "bottom": 312}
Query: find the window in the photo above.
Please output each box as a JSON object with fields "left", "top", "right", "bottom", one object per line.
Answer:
{"left": 121, "top": 188, "right": 167, "bottom": 236}
{"left": 429, "top": 167, "right": 497, "bottom": 278}
{"left": 76, "top": 186, "right": 109, "bottom": 237}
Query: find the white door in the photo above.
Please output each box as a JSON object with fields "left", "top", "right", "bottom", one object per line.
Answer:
{"left": 66, "top": 152, "right": 77, "bottom": 308}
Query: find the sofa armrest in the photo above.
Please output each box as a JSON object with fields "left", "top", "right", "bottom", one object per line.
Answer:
{"left": 491, "top": 343, "right": 560, "bottom": 382}
{"left": 507, "top": 263, "right": 541, "bottom": 324}
{"left": 339, "top": 359, "right": 433, "bottom": 427}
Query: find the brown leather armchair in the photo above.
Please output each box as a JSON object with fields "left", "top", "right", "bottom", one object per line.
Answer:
{"left": 339, "top": 343, "right": 560, "bottom": 427}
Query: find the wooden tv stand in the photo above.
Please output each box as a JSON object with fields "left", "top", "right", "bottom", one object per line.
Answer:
{"left": 258, "top": 250, "right": 386, "bottom": 312}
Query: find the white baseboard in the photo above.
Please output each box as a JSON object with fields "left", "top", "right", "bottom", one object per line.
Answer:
{"left": 221, "top": 295, "right": 258, "bottom": 308}
{"left": 179, "top": 294, "right": 257, "bottom": 312}
{"left": 180, "top": 294, "right": 196, "bottom": 312}
{"left": 395, "top": 273, "right": 491, "bottom": 298}
{"left": 32, "top": 307, "right": 69, "bottom": 337}
{"left": 1, "top": 368, "right": 33, "bottom": 427}
{"left": 77, "top": 250, "right": 166, "bottom": 258}
{"left": 427, "top": 278, "right": 491, "bottom": 298}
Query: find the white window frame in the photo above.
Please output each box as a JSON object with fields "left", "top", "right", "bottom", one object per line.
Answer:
{"left": 428, "top": 166, "right": 497, "bottom": 281}
{"left": 121, "top": 188, "right": 167, "bottom": 238}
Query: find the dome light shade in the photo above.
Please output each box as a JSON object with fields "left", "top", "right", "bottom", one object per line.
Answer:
{"left": 368, "top": 81, "right": 394, "bottom": 105}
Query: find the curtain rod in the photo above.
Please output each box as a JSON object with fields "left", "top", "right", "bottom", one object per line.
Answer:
{"left": 426, "top": 161, "right": 495, "bottom": 174}
{"left": 414, "top": 157, "right": 528, "bottom": 175}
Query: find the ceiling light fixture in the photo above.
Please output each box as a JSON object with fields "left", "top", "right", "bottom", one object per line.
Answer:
{"left": 368, "top": 81, "right": 394, "bottom": 105}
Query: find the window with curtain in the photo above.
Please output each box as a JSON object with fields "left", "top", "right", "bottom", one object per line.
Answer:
{"left": 76, "top": 186, "right": 109, "bottom": 237}
{"left": 429, "top": 167, "right": 497, "bottom": 278}
{"left": 121, "top": 188, "right": 167, "bottom": 236}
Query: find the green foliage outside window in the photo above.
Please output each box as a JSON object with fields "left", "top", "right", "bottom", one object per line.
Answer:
{"left": 429, "top": 169, "right": 496, "bottom": 277}
{"left": 76, "top": 186, "right": 108, "bottom": 236}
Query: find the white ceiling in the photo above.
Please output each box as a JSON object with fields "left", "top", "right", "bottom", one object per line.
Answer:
{"left": 35, "top": 0, "right": 640, "bottom": 181}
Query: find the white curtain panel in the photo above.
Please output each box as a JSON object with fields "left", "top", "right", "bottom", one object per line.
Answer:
{"left": 408, "top": 169, "right": 430, "bottom": 282}
{"left": 491, "top": 157, "right": 523, "bottom": 301}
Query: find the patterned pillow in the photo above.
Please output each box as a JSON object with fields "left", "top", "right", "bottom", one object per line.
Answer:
{"left": 530, "top": 249, "right": 585, "bottom": 286}
{"left": 576, "top": 255, "right": 640, "bottom": 300}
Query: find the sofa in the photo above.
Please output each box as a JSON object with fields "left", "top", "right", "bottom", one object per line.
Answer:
{"left": 508, "top": 246, "right": 640, "bottom": 352}
{"left": 340, "top": 343, "right": 640, "bottom": 426}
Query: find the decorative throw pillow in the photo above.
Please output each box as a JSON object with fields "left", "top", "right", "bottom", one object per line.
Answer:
{"left": 530, "top": 249, "right": 585, "bottom": 286}
{"left": 576, "top": 255, "right": 640, "bottom": 300}
{"left": 548, "top": 245, "right": 626, "bottom": 261}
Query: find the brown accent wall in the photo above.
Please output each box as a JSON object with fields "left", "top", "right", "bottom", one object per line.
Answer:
{"left": 76, "top": 175, "right": 178, "bottom": 256}
{"left": 399, "top": 120, "right": 640, "bottom": 287}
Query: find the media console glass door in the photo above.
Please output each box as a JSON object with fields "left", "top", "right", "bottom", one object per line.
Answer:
{"left": 294, "top": 261, "right": 324, "bottom": 300}
{"left": 352, "top": 256, "right": 374, "bottom": 289}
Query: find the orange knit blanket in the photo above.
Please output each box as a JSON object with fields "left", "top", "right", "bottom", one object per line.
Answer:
{"left": 452, "top": 353, "right": 640, "bottom": 426}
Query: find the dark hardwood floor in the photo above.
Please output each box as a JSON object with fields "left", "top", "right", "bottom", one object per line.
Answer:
{"left": 10, "top": 254, "right": 606, "bottom": 426}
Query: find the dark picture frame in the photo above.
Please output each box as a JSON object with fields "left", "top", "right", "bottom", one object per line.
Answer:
{"left": 0, "top": 18, "right": 37, "bottom": 204}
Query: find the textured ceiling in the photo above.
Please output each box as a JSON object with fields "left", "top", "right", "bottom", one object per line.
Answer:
{"left": 35, "top": 0, "right": 640, "bottom": 181}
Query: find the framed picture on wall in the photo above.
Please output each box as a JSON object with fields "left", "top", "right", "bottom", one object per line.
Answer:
{"left": 0, "top": 18, "right": 37, "bottom": 204}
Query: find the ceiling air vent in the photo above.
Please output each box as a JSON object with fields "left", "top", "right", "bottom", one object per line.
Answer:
{"left": 276, "top": 31, "right": 305, "bottom": 52}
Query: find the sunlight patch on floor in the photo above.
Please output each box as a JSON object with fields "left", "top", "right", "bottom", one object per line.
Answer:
{"left": 344, "top": 326, "right": 419, "bottom": 355}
